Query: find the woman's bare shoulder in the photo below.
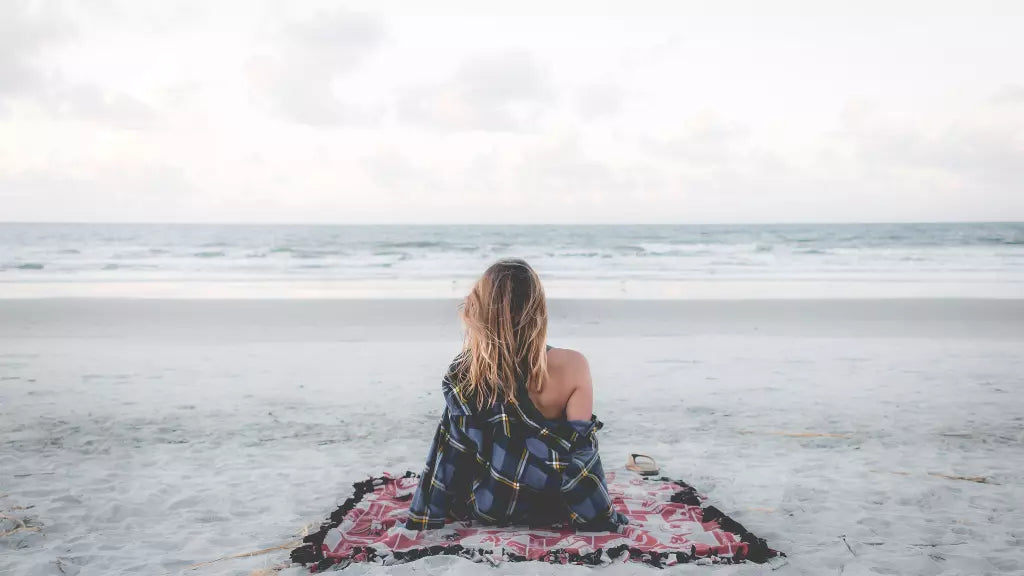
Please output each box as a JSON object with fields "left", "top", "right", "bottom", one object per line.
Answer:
{"left": 548, "top": 347, "right": 594, "bottom": 420}
{"left": 547, "top": 347, "right": 592, "bottom": 385}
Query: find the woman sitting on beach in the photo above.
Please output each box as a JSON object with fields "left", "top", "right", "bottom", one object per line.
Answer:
{"left": 406, "top": 259, "right": 626, "bottom": 531}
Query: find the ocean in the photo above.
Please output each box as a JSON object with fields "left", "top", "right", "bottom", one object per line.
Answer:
{"left": 1, "top": 222, "right": 1022, "bottom": 298}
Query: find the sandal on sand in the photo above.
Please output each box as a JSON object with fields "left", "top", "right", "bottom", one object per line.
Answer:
{"left": 626, "top": 454, "right": 660, "bottom": 476}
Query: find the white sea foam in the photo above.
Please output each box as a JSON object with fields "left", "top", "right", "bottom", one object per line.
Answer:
{"left": 1, "top": 223, "right": 1022, "bottom": 298}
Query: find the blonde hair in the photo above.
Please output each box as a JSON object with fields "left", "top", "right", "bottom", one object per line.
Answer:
{"left": 456, "top": 259, "right": 548, "bottom": 408}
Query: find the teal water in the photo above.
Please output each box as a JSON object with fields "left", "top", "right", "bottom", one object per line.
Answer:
{"left": 1, "top": 222, "right": 1022, "bottom": 297}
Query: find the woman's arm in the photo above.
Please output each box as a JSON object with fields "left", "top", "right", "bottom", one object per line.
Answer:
{"left": 564, "top": 351, "right": 594, "bottom": 421}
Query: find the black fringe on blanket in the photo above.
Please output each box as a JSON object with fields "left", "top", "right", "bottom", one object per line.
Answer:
{"left": 289, "top": 472, "right": 783, "bottom": 570}
{"left": 290, "top": 472, "right": 419, "bottom": 567}
{"left": 665, "top": 478, "right": 776, "bottom": 563}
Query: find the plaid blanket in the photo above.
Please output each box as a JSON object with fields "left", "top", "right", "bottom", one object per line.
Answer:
{"left": 290, "top": 471, "right": 783, "bottom": 570}
{"left": 405, "top": 361, "right": 624, "bottom": 531}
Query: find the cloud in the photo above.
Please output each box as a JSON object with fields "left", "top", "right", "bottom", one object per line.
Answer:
{"left": 0, "top": 164, "right": 197, "bottom": 221}
{"left": 398, "top": 51, "right": 552, "bottom": 132}
{"left": 0, "top": 0, "right": 157, "bottom": 128}
{"left": 573, "top": 81, "right": 624, "bottom": 120}
{"left": 826, "top": 101, "right": 1024, "bottom": 201}
{"left": 0, "top": 0, "right": 76, "bottom": 97}
{"left": 361, "top": 146, "right": 438, "bottom": 199}
{"left": 641, "top": 112, "right": 753, "bottom": 167}
{"left": 248, "top": 9, "right": 386, "bottom": 125}
{"left": 2, "top": 1, "right": 1023, "bottom": 223}
{"left": 512, "top": 135, "right": 630, "bottom": 201}
{"left": 354, "top": 131, "right": 657, "bottom": 222}
{"left": 35, "top": 83, "right": 158, "bottom": 129}
{"left": 992, "top": 84, "right": 1024, "bottom": 104}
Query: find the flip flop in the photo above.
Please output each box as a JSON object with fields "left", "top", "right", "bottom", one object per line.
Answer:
{"left": 625, "top": 453, "right": 659, "bottom": 476}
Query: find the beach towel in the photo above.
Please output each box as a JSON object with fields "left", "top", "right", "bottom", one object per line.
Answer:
{"left": 290, "top": 470, "right": 783, "bottom": 571}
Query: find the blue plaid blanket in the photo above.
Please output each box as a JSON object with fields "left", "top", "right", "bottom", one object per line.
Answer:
{"left": 405, "top": 358, "right": 627, "bottom": 531}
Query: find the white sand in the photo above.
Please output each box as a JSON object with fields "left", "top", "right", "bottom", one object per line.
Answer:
{"left": 2, "top": 299, "right": 1023, "bottom": 576}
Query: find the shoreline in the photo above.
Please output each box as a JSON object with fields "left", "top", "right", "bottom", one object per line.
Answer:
{"left": 1, "top": 277, "right": 1022, "bottom": 300}
{"left": 5, "top": 297, "right": 1024, "bottom": 340}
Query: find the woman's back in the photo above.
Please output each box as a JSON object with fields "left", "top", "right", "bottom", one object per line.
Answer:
{"left": 528, "top": 347, "right": 594, "bottom": 421}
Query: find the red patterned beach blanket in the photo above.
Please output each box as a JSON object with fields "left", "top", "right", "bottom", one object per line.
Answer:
{"left": 290, "top": 471, "right": 783, "bottom": 570}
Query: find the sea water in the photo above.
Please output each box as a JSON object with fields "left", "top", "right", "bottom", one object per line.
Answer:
{"left": 1, "top": 222, "right": 1022, "bottom": 298}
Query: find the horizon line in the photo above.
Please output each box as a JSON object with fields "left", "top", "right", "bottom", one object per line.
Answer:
{"left": 1, "top": 219, "right": 1023, "bottom": 227}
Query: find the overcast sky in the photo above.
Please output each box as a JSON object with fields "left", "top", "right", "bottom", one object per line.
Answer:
{"left": 1, "top": 0, "right": 1022, "bottom": 224}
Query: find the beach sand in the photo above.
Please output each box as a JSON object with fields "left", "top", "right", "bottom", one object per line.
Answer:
{"left": 2, "top": 299, "right": 1023, "bottom": 575}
